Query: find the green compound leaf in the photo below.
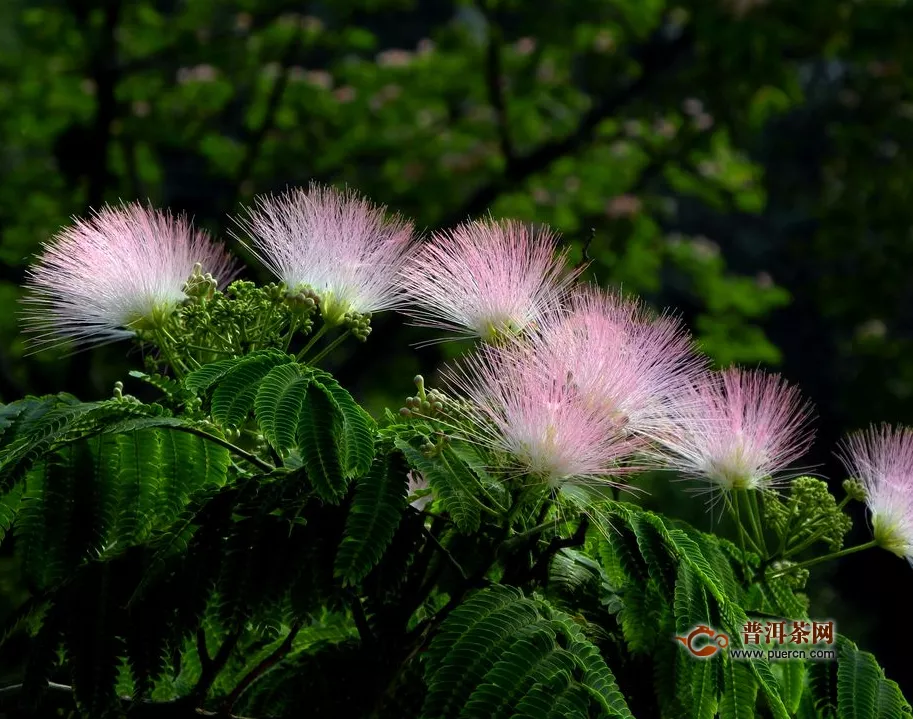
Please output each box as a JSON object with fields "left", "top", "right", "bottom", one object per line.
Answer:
{"left": 254, "top": 363, "right": 313, "bottom": 457}
{"left": 210, "top": 352, "right": 295, "bottom": 429}
{"left": 720, "top": 659, "right": 758, "bottom": 719}
{"left": 837, "top": 636, "right": 911, "bottom": 719}
{"left": 297, "top": 383, "right": 348, "bottom": 503}
{"left": 334, "top": 449, "right": 408, "bottom": 585}
{"left": 395, "top": 438, "right": 481, "bottom": 533}
{"left": 314, "top": 372, "right": 376, "bottom": 479}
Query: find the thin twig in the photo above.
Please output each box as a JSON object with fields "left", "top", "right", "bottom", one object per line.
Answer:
{"left": 191, "top": 627, "right": 243, "bottom": 703}
{"left": 351, "top": 596, "right": 374, "bottom": 646}
{"left": 422, "top": 524, "right": 468, "bottom": 579}
{"left": 515, "top": 516, "right": 591, "bottom": 586}
{"left": 196, "top": 627, "right": 212, "bottom": 669}
{"left": 222, "top": 621, "right": 303, "bottom": 713}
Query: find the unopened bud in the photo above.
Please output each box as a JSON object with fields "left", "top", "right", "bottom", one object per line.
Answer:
{"left": 399, "top": 407, "right": 412, "bottom": 417}
{"left": 842, "top": 478, "right": 867, "bottom": 503}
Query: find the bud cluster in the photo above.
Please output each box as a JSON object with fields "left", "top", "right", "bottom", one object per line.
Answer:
{"left": 109, "top": 379, "right": 144, "bottom": 406}
{"left": 765, "top": 560, "right": 810, "bottom": 589}
{"left": 344, "top": 311, "right": 373, "bottom": 342}
{"left": 419, "top": 431, "right": 451, "bottom": 458}
{"left": 842, "top": 478, "right": 867, "bottom": 502}
{"left": 285, "top": 286, "right": 320, "bottom": 335}
{"left": 399, "top": 374, "right": 458, "bottom": 419}
{"left": 182, "top": 262, "right": 218, "bottom": 300}
{"left": 763, "top": 477, "right": 853, "bottom": 553}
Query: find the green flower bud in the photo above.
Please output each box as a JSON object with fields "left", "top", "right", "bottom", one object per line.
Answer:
{"left": 842, "top": 478, "right": 867, "bottom": 503}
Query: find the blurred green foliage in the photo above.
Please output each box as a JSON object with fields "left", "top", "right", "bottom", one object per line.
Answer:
{"left": 2, "top": 0, "right": 913, "bottom": 696}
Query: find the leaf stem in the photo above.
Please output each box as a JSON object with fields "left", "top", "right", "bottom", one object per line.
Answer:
{"left": 172, "top": 425, "right": 274, "bottom": 473}
{"left": 295, "top": 323, "right": 328, "bottom": 360}
{"left": 306, "top": 329, "right": 352, "bottom": 365}
{"left": 422, "top": 524, "right": 468, "bottom": 579}
{"left": 283, "top": 314, "right": 300, "bottom": 352}
{"left": 743, "top": 490, "right": 768, "bottom": 557}
{"left": 728, "top": 493, "right": 761, "bottom": 570}
{"left": 501, "top": 516, "right": 572, "bottom": 552}
{"left": 154, "top": 329, "right": 188, "bottom": 378}
{"left": 771, "top": 539, "right": 878, "bottom": 578}
{"left": 782, "top": 517, "right": 835, "bottom": 558}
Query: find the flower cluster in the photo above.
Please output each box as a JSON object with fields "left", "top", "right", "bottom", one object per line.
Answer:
{"left": 236, "top": 183, "right": 414, "bottom": 326}
{"left": 443, "top": 340, "right": 641, "bottom": 489}
{"left": 22, "top": 203, "right": 236, "bottom": 349}
{"left": 399, "top": 218, "right": 578, "bottom": 342}
{"left": 24, "top": 185, "right": 911, "bottom": 559}
{"left": 658, "top": 368, "right": 815, "bottom": 492}
{"left": 839, "top": 425, "right": 913, "bottom": 564}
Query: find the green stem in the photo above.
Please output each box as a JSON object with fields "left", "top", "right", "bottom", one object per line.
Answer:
{"left": 744, "top": 490, "right": 767, "bottom": 557}
{"left": 184, "top": 344, "right": 235, "bottom": 355}
{"left": 255, "top": 300, "right": 280, "bottom": 350}
{"left": 501, "top": 517, "right": 572, "bottom": 552}
{"left": 771, "top": 540, "right": 878, "bottom": 578}
{"left": 295, "top": 323, "right": 327, "bottom": 360}
{"left": 776, "top": 505, "right": 798, "bottom": 557}
{"left": 729, "top": 494, "right": 761, "bottom": 562}
{"left": 783, "top": 520, "right": 833, "bottom": 558}
{"left": 282, "top": 315, "right": 300, "bottom": 352}
{"left": 307, "top": 329, "right": 351, "bottom": 365}
{"left": 505, "top": 497, "right": 528, "bottom": 526}
{"left": 153, "top": 330, "right": 187, "bottom": 378}
{"left": 172, "top": 426, "right": 274, "bottom": 473}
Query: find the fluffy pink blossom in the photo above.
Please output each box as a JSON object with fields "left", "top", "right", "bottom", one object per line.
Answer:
{"left": 399, "top": 218, "right": 579, "bottom": 342}
{"left": 236, "top": 184, "right": 414, "bottom": 325}
{"left": 443, "top": 341, "right": 641, "bottom": 489}
{"left": 657, "top": 368, "right": 814, "bottom": 491}
{"left": 532, "top": 286, "right": 707, "bottom": 440}
{"left": 21, "top": 203, "right": 236, "bottom": 349}
{"left": 838, "top": 425, "right": 913, "bottom": 563}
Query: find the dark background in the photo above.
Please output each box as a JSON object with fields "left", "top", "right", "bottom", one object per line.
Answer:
{"left": 1, "top": 0, "right": 912, "bottom": 698}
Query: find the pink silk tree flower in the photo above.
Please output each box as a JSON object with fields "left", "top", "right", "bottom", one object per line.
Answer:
{"left": 838, "top": 425, "right": 913, "bottom": 563}
{"left": 399, "top": 218, "right": 579, "bottom": 342}
{"left": 658, "top": 368, "right": 814, "bottom": 491}
{"left": 21, "top": 203, "right": 236, "bottom": 350}
{"left": 532, "top": 285, "right": 707, "bottom": 441}
{"left": 443, "top": 341, "right": 641, "bottom": 489}
{"left": 236, "top": 184, "right": 415, "bottom": 325}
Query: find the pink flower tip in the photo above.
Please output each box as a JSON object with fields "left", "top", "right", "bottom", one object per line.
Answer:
{"left": 443, "top": 340, "right": 642, "bottom": 490}
{"left": 657, "top": 368, "right": 815, "bottom": 492}
{"left": 399, "top": 217, "right": 579, "bottom": 342}
{"left": 838, "top": 424, "right": 913, "bottom": 562}
{"left": 21, "top": 202, "right": 237, "bottom": 350}
{"left": 236, "top": 183, "right": 415, "bottom": 325}
{"left": 530, "top": 285, "right": 707, "bottom": 440}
